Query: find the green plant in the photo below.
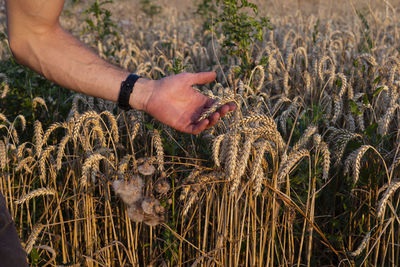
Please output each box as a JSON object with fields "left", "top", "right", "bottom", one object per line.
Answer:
{"left": 356, "top": 9, "right": 373, "bottom": 52}
{"left": 140, "top": 0, "right": 162, "bottom": 17}
{"left": 81, "top": 0, "right": 119, "bottom": 43}
{"left": 212, "top": 0, "right": 273, "bottom": 74}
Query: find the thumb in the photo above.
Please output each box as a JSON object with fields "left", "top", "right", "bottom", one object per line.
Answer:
{"left": 190, "top": 71, "right": 217, "bottom": 85}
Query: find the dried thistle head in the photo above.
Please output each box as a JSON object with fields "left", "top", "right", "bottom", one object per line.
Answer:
{"left": 141, "top": 196, "right": 164, "bottom": 215}
{"left": 138, "top": 160, "right": 156, "bottom": 176}
{"left": 155, "top": 179, "right": 170, "bottom": 194}
{"left": 127, "top": 202, "right": 145, "bottom": 223}
{"left": 112, "top": 176, "right": 144, "bottom": 205}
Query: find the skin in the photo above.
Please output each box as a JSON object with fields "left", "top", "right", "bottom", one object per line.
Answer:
{"left": 5, "top": 0, "right": 235, "bottom": 134}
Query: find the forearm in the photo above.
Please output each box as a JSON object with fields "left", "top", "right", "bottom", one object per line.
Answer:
{"left": 6, "top": 0, "right": 152, "bottom": 110}
{"left": 12, "top": 25, "right": 128, "bottom": 102}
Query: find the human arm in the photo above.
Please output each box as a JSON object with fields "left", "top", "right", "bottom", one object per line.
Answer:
{"left": 5, "top": 0, "right": 235, "bottom": 134}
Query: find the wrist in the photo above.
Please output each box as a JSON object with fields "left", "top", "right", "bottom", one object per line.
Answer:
{"left": 129, "top": 78, "right": 155, "bottom": 111}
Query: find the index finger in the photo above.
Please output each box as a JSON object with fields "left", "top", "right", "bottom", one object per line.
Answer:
{"left": 189, "top": 71, "right": 217, "bottom": 85}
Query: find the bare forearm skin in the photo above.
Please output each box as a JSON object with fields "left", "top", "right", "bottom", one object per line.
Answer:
{"left": 5, "top": 0, "right": 152, "bottom": 110}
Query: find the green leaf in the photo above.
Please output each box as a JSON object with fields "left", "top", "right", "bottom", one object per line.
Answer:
{"left": 373, "top": 86, "right": 385, "bottom": 97}
{"left": 349, "top": 100, "right": 362, "bottom": 115}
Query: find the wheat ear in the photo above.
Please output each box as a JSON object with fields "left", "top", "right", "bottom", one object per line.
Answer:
{"left": 212, "top": 134, "right": 225, "bottom": 167}
{"left": 278, "top": 149, "right": 310, "bottom": 182}
{"left": 251, "top": 140, "right": 270, "bottom": 195}
{"left": 319, "top": 142, "right": 330, "bottom": 181}
{"left": 233, "top": 134, "right": 257, "bottom": 191}
{"left": 39, "top": 146, "right": 56, "bottom": 182}
{"left": 376, "top": 179, "right": 400, "bottom": 219}
{"left": 34, "top": 120, "right": 44, "bottom": 157}
{"left": 152, "top": 129, "right": 164, "bottom": 171}
{"left": 25, "top": 224, "right": 45, "bottom": 254}
{"left": 349, "top": 232, "right": 371, "bottom": 257}
{"left": 292, "top": 124, "right": 317, "bottom": 151}
{"left": 15, "top": 188, "right": 57, "bottom": 205}
{"left": 197, "top": 97, "right": 235, "bottom": 122}
{"left": 80, "top": 154, "right": 106, "bottom": 186}
{"left": 0, "top": 140, "right": 6, "bottom": 170}
{"left": 32, "top": 97, "right": 48, "bottom": 111}
{"left": 100, "top": 110, "right": 119, "bottom": 142}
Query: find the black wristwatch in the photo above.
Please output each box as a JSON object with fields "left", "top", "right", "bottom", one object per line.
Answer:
{"left": 118, "top": 74, "right": 141, "bottom": 110}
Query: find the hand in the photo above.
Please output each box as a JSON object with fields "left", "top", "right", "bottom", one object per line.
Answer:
{"left": 130, "top": 72, "right": 236, "bottom": 134}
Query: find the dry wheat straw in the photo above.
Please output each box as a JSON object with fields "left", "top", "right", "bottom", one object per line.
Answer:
{"left": 16, "top": 188, "right": 57, "bottom": 204}
{"left": 376, "top": 179, "right": 400, "bottom": 219}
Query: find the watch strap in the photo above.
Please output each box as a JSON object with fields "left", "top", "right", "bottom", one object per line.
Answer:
{"left": 118, "top": 74, "right": 141, "bottom": 110}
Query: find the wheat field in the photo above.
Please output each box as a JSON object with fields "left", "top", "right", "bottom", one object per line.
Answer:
{"left": 1, "top": 0, "right": 400, "bottom": 266}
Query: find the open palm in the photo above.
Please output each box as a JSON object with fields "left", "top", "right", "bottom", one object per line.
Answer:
{"left": 144, "top": 72, "right": 235, "bottom": 134}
